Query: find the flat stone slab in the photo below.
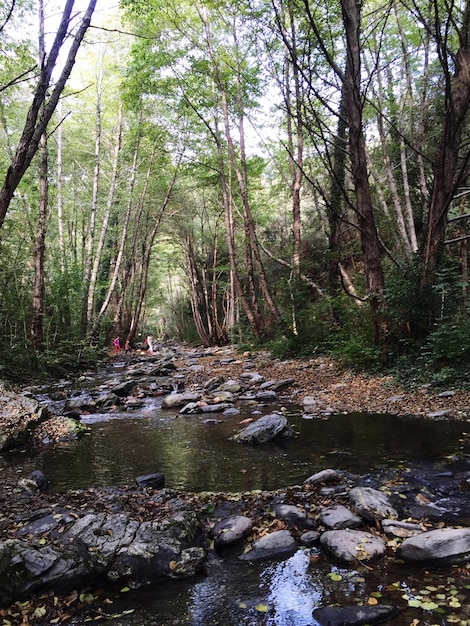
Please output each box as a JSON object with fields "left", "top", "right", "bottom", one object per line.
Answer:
{"left": 381, "top": 520, "right": 424, "bottom": 538}
{"left": 161, "top": 392, "right": 201, "bottom": 408}
{"left": 396, "top": 527, "right": 470, "bottom": 566}
{"left": 320, "top": 529, "right": 386, "bottom": 563}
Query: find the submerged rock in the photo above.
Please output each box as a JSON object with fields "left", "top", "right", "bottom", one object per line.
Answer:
{"left": 313, "top": 604, "right": 400, "bottom": 626}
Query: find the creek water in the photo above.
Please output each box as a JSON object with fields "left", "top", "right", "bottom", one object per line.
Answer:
{"left": 1, "top": 372, "right": 470, "bottom": 625}
{"left": 2, "top": 401, "right": 468, "bottom": 493}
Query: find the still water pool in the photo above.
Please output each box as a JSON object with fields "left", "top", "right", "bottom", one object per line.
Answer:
{"left": 1, "top": 406, "right": 468, "bottom": 492}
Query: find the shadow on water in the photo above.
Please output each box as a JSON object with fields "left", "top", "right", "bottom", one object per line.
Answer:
{"left": 2, "top": 397, "right": 470, "bottom": 626}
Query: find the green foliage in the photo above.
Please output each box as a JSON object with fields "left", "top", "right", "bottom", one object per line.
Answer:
{"left": 0, "top": 339, "right": 103, "bottom": 382}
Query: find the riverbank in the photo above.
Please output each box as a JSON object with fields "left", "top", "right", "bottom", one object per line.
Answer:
{"left": 176, "top": 346, "right": 470, "bottom": 420}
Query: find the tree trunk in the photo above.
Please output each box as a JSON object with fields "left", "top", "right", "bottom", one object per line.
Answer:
{"left": 91, "top": 132, "right": 140, "bottom": 336}
{"left": 0, "top": 0, "right": 97, "bottom": 228}
{"left": 56, "top": 100, "right": 66, "bottom": 274}
{"left": 82, "top": 66, "right": 103, "bottom": 331}
{"left": 86, "top": 106, "right": 122, "bottom": 331}
{"left": 422, "top": 0, "right": 470, "bottom": 280}
{"left": 30, "top": 0, "right": 47, "bottom": 351}
{"left": 341, "top": 0, "right": 384, "bottom": 308}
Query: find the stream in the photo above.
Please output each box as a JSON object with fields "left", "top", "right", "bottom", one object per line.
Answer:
{"left": 1, "top": 356, "right": 470, "bottom": 625}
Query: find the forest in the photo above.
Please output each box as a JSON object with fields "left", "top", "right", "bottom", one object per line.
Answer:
{"left": 1, "top": 0, "right": 470, "bottom": 387}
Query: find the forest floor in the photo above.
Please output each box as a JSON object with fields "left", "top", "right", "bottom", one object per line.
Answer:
{"left": 176, "top": 347, "right": 470, "bottom": 421}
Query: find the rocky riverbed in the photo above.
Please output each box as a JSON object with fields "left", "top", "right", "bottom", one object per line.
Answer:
{"left": 1, "top": 344, "right": 470, "bottom": 625}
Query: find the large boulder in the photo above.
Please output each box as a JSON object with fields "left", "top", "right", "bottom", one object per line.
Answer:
{"left": 0, "top": 509, "right": 205, "bottom": 607}
{"left": 234, "top": 413, "right": 292, "bottom": 444}
{"left": 396, "top": 527, "right": 470, "bottom": 566}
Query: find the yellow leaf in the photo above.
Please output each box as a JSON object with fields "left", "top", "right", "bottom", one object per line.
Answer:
{"left": 255, "top": 603, "right": 269, "bottom": 613}
{"left": 169, "top": 560, "right": 177, "bottom": 570}
{"left": 367, "top": 597, "right": 378, "bottom": 605}
{"left": 33, "top": 606, "right": 47, "bottom": 618}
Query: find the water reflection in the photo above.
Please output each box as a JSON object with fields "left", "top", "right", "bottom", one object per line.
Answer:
{"left": 263, "top": 551, "right": 321, "bottom": 625}
{"left": 1, "top": 410, "right": 468, "bottom": 492}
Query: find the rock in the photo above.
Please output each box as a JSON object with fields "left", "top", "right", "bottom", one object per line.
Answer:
{"left": 349, "top": 487, "right": 398, "bottom": 521}
{"left": 313, "top": 605, "right": 400, "bottom": 626}
{"left": 303, "top": 396, "right": 319, "bottom": 407}
{"left": 319, "top": 485, "right": 349, "bottom": 496}
{"left": 200, "top": 403, "right": 233, "bottom": 413}
{"left": 162, "top": 392, "right": 201, "bottom": 408}
{"left": 95, "top": 391, "right": 120, "bottom": 408}
{"left": 29, "top": 470, "right": 49, "bottom": 493}
{"left": 111, "top": 380, "right": 137, "bottom": 397}
{"left": 179, "top": 402, "right": 199, "bottom": 414}
{"left": 234, "top": 413, "right": 292, "bottom": 444}
{"left": 396, "top": 527, "right": 470, "bottom": 566}
{"left": 299, "top": 530, "right": 320, "bottom": 546}
{"left": 239, "top": 529, "right": 297, "bottom": 562}
{"left": 17, "top": 512, "right": 76, "bottom": 537}
{"left": 222, "top": 407, "right": 240, "bottom": 415}
{"left": 259, "top": 378, "right": 295, "bottom": 391}
{"left": 212, "top": 515, "right": 253, "bottom": 550}
{"left": 304, "top": 469, "right": 342, "bottom": 485}
{"left": 437, "top": 390, "right": 456, "bottom": 398}
{"left": 240, "top": 372, "right": 265, "bottom": 385}
{"left": 254, "top": 390, "right": 277, "bottom": 401}
{"left": 217, "top": 380, "right": 243, "bottom": 393}
{"left": 319, "top": 504, "right": 362, "bottom": 530}
{"left": 135, "top": 473, "right": 165, "bottom": 489}
{"left": 427, "top": 410, "right": 452, "bottom": 418}
{"left": 65, "top": 393, "right": 97, "bottom": 412}
{"left": 273, "top": 504, "right": 316, "bottom": 529}
{"left": 320, "top": 529, "right": 387, "bottom": 563}
{"left": 381, "top": 520, "right": 424, "bottom": 538}
{"left": 0, "top": 539, "right": 92, "bottom": 606}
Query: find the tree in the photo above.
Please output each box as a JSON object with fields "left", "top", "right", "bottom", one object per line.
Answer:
{"left": 0, "top": 0, "right": 97, "bottom": 229}
{"left": 419, "top": 0, "right": 470, "bottom": 280}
